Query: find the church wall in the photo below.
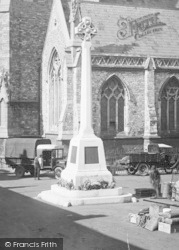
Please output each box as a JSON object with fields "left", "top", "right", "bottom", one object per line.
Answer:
{"left": 87, "top": 68, "right": 179, "bottom": 160}
{"left": 0, "top": 12, "right": 9, "bottom": 70}
{"left": 0, "top": 10, "right": 10, "bottom": 157}
{"left": 8, "top": 0, "right": 52, "bottom": 137}
{"left": 91, "top": 68, "right": 145, "bottom": 137}
{"left": 8, "top": 102, "right": 39, "bottom": 136}
{"left": 41, "top": 0, "right": 71, "bottom": 141}
{"left": 70, "top": 66, "right": 145, "bottom": 161}
{"left": 103, "top": 138, "right": 143, "bottom": 164}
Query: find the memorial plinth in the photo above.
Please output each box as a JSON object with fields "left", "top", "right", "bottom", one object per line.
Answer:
{"left": 61, "top": 134, "right": 113, "bottom": 187}
{"left": 37, "top": 184, "right": 132, "bottom": 206}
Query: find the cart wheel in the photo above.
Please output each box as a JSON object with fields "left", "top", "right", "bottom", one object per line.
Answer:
{"left": 138, "top": 163, "right": 149, "bottom": 176}
{"left": 164, "top": 164, "right": 173, "bottom": 174}
{"left": 127, "top": 165, "right": 137, "bottom": 175}
{"left": 54, "top": 166, "right": 63, "bottom": 179}
{"left": 15, "top": 166, "right": 25, "bottom": 178}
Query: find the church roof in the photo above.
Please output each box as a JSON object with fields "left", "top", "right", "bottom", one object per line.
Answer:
{"left": 80, "top": 1, "right": 179, "bottom": 57}
{"left": 98, "top": 0, "right": 179, "bottom": 10}
{"left": 61, "top": 0, "right": 71, "bottom": 32}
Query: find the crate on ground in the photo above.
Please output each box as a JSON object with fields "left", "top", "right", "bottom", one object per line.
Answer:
{"left": 135, "top": 188, "right": 156, "bottom": 198}
{"left": 158, "top": 222, "right": 179, "bottom": 234}
{"left": 129, "top": 213, "right": 140, "bottom": 224}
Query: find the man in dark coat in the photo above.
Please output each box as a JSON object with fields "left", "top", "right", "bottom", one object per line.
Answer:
{"left": 149, "top": 165, "right": 161, "bottom": 198}
{"left": 34, "top": 156, "right": 41, "bottom": 180}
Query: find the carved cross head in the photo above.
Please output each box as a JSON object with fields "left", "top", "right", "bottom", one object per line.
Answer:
{"left": 75, "top": 17, "right": 97, "bottom": 41}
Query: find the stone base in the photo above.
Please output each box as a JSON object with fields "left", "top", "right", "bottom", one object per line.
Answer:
{"left": 61, "top": 134, "right": 113, "bottom": 187}
{"left": 37, "top": 184, "right": 132, "bottom": 207}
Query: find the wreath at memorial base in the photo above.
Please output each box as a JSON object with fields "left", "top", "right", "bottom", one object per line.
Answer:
{"left": 57, "top": 177, "right": 116, "bottom": 191}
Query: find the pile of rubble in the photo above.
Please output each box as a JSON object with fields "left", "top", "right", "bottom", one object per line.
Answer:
{"left": 129, "top": 204, "right": 179, "bottom": 234}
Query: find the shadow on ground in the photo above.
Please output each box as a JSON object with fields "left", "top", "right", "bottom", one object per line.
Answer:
{"left": 0, "top": 169, "right": 56, "bottom": 181}
{"left": 0, "top": 186, "right": 143, "bottom": 250}
{"left": 0, "top": 169, "right": 17, "bottom": 180}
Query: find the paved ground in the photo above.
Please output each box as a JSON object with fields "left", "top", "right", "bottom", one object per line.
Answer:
{"left": 0, "top": 166, "right": 179, "bottom": 250}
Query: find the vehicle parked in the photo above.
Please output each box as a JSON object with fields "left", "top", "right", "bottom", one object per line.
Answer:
{"left": 125, "top": 143, "right": 178, "bottom": 176}
{"left": 5, "top": 138, "right": 66, "bottom": 178}
{"left": 36, "top": 144, "right": 66, "bottom": 179}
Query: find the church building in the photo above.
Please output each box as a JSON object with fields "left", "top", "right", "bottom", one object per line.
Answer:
{"left": 1, "top": 0, "right": 179, "bottom": 162}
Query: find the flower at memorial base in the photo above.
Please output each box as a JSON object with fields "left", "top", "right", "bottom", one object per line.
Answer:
{"left": 57, "top": 178, "right": 75, "bottom": 190}
{"left": 98, "top": 180, "right": 109, "bottom": 189}
{"left": 90, "top": 181, "right": 101, "bottom": 190}
{"left": 81, "top": 179, "right": 91, "bottom": 190}
{"left": 109, "top": 181, "right": 116, "bottom": 189}
{"left": 58, "top": 178, "right": 115, "bottom": 190}
{"left": 66, "top": 180, "right": 75, "bottom": 190}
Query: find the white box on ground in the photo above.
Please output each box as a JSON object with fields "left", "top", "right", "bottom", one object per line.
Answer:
{"left": 158, "top": 222, "right": 179, "bottom": 234}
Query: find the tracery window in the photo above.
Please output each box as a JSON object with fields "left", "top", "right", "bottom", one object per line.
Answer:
{"left": 161, "top": 77, "right": 179, "bottom": 134}
{"left": 101, "top": 76, "right": 125, "bottom": 136}
{"left": 49, "top": 50, "right": 62, "bottom": 131}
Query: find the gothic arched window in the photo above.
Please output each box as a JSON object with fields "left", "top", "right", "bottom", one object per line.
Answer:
{"left": 101, "top": 76, "right": 125, "bottom": 136}
{"left": 160, "top": 76, "right": 179, "bottom": 134}
{"left": 49, "top": 50, "right": 62, "bottom": 131}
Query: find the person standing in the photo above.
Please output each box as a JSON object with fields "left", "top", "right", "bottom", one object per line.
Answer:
{"left": 149, "top": 165, "right": 161, "bottom": 198}
{"left": 34, "top": 155, "right": 40, "bottom": 180}
{"left": 38, "top": 154, "right": 43, "bottom": 169}
{"left": 171, "top": 153, "right": 179, "bottom": 172}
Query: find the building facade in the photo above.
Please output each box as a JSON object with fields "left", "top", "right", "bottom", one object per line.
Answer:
{"left": 0, "top": 0, "right": 53, "bottom": 156}
{"left": 1, "top": 0, "right": 179, "bottom": 162}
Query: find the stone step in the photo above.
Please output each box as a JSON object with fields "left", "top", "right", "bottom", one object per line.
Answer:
{"left": 37, "top": 185, "right": 132, "bottom": 207}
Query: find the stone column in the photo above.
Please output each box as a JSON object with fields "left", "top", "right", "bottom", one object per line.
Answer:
{"left": 78, "top": 35, "right": 94, "bottom": 136}
{"left": 144, "top": 57, "right": 158, "bottom": 151}
{"left": 69, "top": 0, "right": 82, "bottom": 135}
{"left": 61, "top": 17, "right": 112, "bottom": 187}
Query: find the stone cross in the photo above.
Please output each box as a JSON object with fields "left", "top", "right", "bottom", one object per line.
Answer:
{"left": 75, "top": 17, "right": 97, "bottom": 41}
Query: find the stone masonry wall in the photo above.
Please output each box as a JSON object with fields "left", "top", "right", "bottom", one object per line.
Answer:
{"left": 41, "top": 0, "right": 71, "bottom": 140}
{"left": 0, "top": 12, "right": 9, "bottom": 71}
{"left": 91, "top": 68, "right": 145, "bottom": 137}
{"left": 9, "top": 0, "right": 53, "bottom": 137}
{"left": 8, "top": 102, "right": 39, "bottom": 136}
{"left": 71, "top": 66, "right": 145, "bottom": 160}
{"left": 0, "top": 9, "right": 10, "bottom": 157}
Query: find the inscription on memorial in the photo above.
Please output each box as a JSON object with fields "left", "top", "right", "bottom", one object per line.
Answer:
{"left": 70, "top": 146, "right": 77, "bottom": 164}
{"left": 85, "top": 147, "right": 99, "bottom": 164}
